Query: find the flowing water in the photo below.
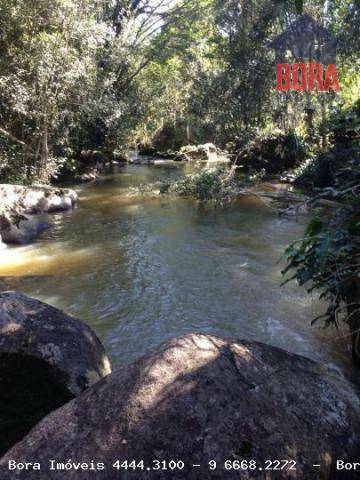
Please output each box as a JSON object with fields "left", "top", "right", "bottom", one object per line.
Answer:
{"left": 0, "top": 165, "right": 355, "bottom": 379}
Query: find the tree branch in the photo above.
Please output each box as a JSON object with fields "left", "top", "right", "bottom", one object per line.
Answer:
{"left": 0, "top": 127, "right": 26, "bottom": 147}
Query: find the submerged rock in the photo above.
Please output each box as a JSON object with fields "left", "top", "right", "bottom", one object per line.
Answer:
{"left": 74, "top": 169, "right": 99, "bottom": 183}
{"left": 0, "top": 291, "right": 111, "bottom": 456}
{"left": 1, "top": 333, "right": 359, "bottom": 479}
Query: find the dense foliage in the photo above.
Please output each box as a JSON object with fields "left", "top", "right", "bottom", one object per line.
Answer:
{"left": 235, "top": 131, "right": 307, "bottom": 174}
{"left": 283, "top": 102, "right": 360, "bottom": 362}
{"left": 1, "top": 0, "right": 358, "bottom": 183}
{"left": 159, "top": 166, "right": 241, "bottom": 203}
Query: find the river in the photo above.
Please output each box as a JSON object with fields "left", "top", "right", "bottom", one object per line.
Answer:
{"left": 0, "top": 164, "right": 355, "bottom": 379}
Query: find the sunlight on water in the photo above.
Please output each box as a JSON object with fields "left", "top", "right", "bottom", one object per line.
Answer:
{"left": 0, "top": 244, "right": 103, "bottom": 277}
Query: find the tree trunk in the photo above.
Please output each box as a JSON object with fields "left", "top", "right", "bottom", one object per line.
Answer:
{"left": 186, "top": 116, "right": 191, "bottom": 143}
{"left": 40, "top": 120, "right": 49, "bottom": 182}
{"left": 320, "top": 98, "right": 327, "bottom": 150}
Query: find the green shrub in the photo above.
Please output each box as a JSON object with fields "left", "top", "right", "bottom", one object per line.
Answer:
{"left": 283, "top": 100, "right": 360, "bottom": 363}
{"left": 294, "top": 101, "right": 360, "bottom": 190}
{"left": 159, "top": 166, "right": 240, "bottom": 204}
{"left": 293, "top": 154, "right": 333, "bottom": 189}
{"left": 236, "top": 131, "right": 307, "bottom": 174}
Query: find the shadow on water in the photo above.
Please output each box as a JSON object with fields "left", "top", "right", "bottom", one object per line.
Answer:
{"left": 0, "top": 165, "right": 356, "bottom": 382}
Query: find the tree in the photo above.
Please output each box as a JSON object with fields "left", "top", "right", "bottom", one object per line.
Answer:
{"left": 0, "top": 0, "right": 105, "bottom": 181}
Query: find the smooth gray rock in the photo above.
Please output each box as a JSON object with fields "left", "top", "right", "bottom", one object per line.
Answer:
{"left": 0, "top": 184, "right": 77, "bottom": 244}
{"left": 0, "top": 233, "right": 6, "bottom": 250}
{"left": 0, "top": 184, "right": 77, "bottom": 214}
{"left": 0, "top": 210, "right": 49, "bottom": 244}
{"left": 0, "top": 291, "right": 111, "bottom": 455}
{"left": 178, "top": 143, "right": 229, "bottom": 162}
{"left": 74, "top": 170, "right": 98, "bottom": 183}
{"left": 1, "top": 333, "right": 359, "bottom": 479}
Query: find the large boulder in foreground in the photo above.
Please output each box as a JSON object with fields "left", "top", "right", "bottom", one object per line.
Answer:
{"left": 1, "top": 334, "right": 359, "bottom": 479}
{"left": 0, "top": 291, "right": 111, "bottom": 456}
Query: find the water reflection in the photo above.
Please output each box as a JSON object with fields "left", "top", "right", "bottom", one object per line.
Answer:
{"left": 0, "top": 165, "right": 354, "bottom": 380}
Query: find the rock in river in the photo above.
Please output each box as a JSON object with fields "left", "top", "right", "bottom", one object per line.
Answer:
{"left": 0, "top": 291, "right": 111, "bottom": 456}
{"left": 0, "top": 184, "right": 77, "bottom": 245}
{"left": 178, "top": 143, "right": 229, "bottom": 163}
{"left": 0, "top": 184, "right": 77, "bottom": 214}
{"left": 1, "top": 333, "right": 359, "bottom": 479}
{"left": 0, "top": 210, "right": 49, "bottom": 245}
